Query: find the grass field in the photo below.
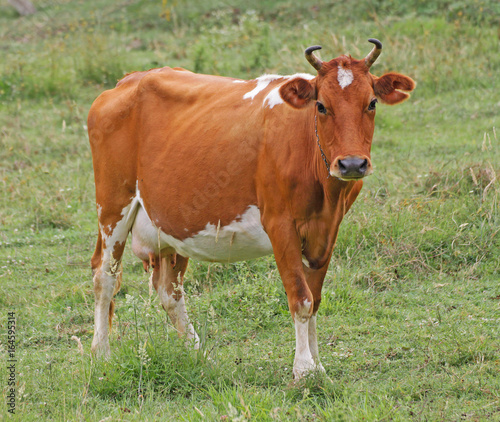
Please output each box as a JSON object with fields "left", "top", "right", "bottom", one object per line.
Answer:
{"left": 1, "top": 0, "right": 499, "bottom": 420}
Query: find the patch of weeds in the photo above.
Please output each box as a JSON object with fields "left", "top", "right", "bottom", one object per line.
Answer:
{"left": 319, "top": 287, "right": 361, "bottom": 316}
{"left": 419, "top": 164, "right": 497, "bottom": 199}
{"left": 31, "top": 206, "right": 73, "bottom": 230}
{"left": 72, "top": 31, "right": 127, "bottom": 87}
{"left": 204, "top": 275, "right": 287, "bottom": 333}
{"left": 445, "top": 350, "right": 496, "bottom": 368}
{"left": 285, "top": 372, "right": 341, "bottom": 402}
{"left": 90, "top": 337, "right": 216, "bottom": 401}
{"left": 191, "top": 36, "right": 216, "bottom": 74}
{"left": 188, "top": 8, "right": 276, "bottom": 76}
{"left": 354, "top": 266, "right": 399, "bottom": 292}
{"left": 354, "top": 0, "right": 500, "bottom": 25}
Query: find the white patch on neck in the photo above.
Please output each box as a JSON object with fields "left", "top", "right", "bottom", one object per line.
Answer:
{"left": 263, "top": 73, "right": 315, "bottom": 109}
{"left": 337, "top": 65, "right": 353, "bottom": 89}
{"left": 263, "top": 87, "right": 283, "bottom": 109}
{"left": 288, "top": 73, "right": 316, "bottom": 81}
{"left": 243, "top": 74, "right": 282, "bottom": 100}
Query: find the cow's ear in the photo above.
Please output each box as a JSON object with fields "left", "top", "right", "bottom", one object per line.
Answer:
{"left": 279, "top": 77, "right": 316, "bottom": 108}
{"left": 373, "top": 72, "right": 416, "bottom": 105}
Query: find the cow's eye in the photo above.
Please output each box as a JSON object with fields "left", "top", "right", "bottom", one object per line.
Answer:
{"left": 317, "top": 102, "right": 327, "bottom": 115}
{"left": 368, "top": 98, "right": 377, "bottom": 111}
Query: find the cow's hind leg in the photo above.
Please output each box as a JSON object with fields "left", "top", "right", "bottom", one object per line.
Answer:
{"left": 151, "top": 250, "right": 200, "bottom": 349}
{"left": 91, "top": 200, "right": 137, "bottom": 357}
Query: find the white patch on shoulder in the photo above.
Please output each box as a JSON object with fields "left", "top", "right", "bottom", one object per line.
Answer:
{"left": 243, "top": 74, "right": 282, "bottom": 100}
{"left": 233, "top": 79, "right": 246, "bottom": 83}
{"left": 263, "top": 87, "right": 283, "bottom": 109}
{"left": 337, "top": 65, "right": 354, "bottom": 89}
{"left": 263, "top": 73, "right": 315, "bottom": 109}
{"left": 130, "top": 199, "right": 273, "bottom": 263}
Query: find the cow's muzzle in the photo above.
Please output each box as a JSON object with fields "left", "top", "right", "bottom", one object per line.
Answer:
{"left": 331, "top": 156, "right": 372, "bottom": 180}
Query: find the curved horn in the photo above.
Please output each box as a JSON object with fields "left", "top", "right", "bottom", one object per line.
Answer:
{"left": 305, "top": 45, "right": 323, "bottom": 71}
{"left": 365, "top": 38, "right": 382, "bottom": 69}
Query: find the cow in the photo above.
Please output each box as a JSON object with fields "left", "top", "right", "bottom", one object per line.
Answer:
{"left": 88, "top": 39, "right": 415, "bottom": 379}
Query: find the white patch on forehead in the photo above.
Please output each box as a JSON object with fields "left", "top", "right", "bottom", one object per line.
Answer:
{"left": 130, "top": 200, "right": 273, "bottom": 263}
{"left": 337, "top": 65, "right": 354, "bottom": 89}
{"left": 263, "top": 73, "right": 315, "bottom": 109}
{"left": 243, "top": 74, "right": 282, "bottom": 100}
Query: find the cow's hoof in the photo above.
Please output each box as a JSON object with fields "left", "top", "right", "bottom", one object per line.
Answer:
{"left": 293, "top": 360, "right": 328, "bottom": 380}
{"left": 183, "top": 332, "right": 200, "bottom": 350}
{"left": 90, "top": 341, "right": 111, "bottom": 359}
{"left": 293, "top": 359, "right": 316, "bottom": 379}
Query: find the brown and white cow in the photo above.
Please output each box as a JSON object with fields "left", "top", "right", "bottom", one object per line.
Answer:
{"left": 88, "top": 39, "right": 415, "bottom": 378}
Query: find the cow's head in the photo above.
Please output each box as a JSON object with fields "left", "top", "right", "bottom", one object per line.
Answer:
{"left": 279, "top": 39, "right": 416, "bottom": 180}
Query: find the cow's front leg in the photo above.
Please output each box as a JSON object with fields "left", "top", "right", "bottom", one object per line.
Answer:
{"left": 265, "top": 222, "right": 319, "bottom": 379}
{"left": 303, "top": 264, "right": 330, "bottom": 372}
{"left": 306, "top": 314, "right": 326, "bottom": 372}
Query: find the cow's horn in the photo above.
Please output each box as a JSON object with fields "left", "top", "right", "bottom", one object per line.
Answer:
{"left": 305, "top": 45, "right": 323, "bottom": 71}
{"left": 365, "top": 38, "right": 382, "bottom": 69}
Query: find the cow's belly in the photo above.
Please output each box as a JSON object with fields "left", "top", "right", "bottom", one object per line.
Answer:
{"left": 131, "top": 205, "right": 274, "bottom": 263}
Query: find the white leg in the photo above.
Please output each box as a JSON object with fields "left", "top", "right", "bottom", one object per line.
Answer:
{"left": 91, "top": 267, "right": 117, "bottom": 357}
{"left": 293, "top": 315, "right": 315, "bottom": 379}
{"left": 307, "top": 314, "right": 325, "bottom": 372}
{"left": 91, "top": 200, "right": 136, "bottom": 357}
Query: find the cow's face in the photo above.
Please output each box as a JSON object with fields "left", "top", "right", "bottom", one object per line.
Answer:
{"left": 279, "top": 40, "right": 416, "bottom": 181}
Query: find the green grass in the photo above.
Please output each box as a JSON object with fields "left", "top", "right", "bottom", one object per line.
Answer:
{"left": 1, "top": 0, "right": 499, "bottom": 420}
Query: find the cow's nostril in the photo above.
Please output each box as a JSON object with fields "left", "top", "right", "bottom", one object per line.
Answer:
{"left": 359, "top": 159, "right": 368, "bottom": 172}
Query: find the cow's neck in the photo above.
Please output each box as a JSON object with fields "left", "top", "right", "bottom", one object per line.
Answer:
{"left": 308, "top": 112, "right": 359, "bottom": 239}
{"left": 297, "top": 141, "right": 356, "bottom": 269}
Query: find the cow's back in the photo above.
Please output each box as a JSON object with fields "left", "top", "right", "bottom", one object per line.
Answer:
{"left": 88, "top": 67, "right": 270, "bottom": 242}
